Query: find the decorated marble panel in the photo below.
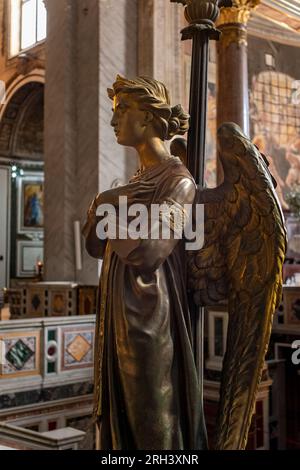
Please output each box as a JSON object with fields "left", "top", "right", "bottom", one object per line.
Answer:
{"left": 78, "top": 287, "right": 97, "bottom": 316}
{"left": 61, "top": 327, "right": 94, "bottom": 371}
{"left": 0, "top": 331, "right": 40, "bottom": 378}
{"left": 27, "top": 288, "right": 45, "bottom": 317}
{"left": 50, "top": 290, "right": 68, "bottom": 316}
{"left": 7, "top": 283, "right": 97, "bottom": 318}
{"left": 283, "top": 288, "right": 300, "bottom": 325}
{"left": 6, "top": 288, "right": 26, "bottom": 319}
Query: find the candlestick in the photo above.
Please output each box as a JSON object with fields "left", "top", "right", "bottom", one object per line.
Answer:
{"left": 74, "top": 220, "right": 83, "bottom": 271}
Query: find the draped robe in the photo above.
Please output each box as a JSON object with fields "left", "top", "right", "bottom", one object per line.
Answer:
{"left": 93, "top": 156, "right": 207, "bottom": 450}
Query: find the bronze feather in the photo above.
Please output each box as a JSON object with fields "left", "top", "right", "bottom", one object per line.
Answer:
{"left": 188, "top": 122, "right": 287, "bottom": 449}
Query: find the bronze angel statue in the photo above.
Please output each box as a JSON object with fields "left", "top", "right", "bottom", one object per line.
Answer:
{"left": 83, "top": 75, "right": 286, "bottom": 450}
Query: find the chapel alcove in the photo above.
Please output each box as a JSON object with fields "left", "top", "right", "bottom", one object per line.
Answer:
{"left": 0, "top": 81, "right": 44, "bottom": 287}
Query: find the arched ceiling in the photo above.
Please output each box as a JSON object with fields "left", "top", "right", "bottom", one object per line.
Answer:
{"left": 0, "top": 82, "right": 44, "bottom": 161}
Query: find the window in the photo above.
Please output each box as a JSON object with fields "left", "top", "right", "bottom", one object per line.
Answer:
{"left": 206, "top": 309, "right": 229, "bottom": 371}
{"left": 10, "top": 0, "right": 47, "bottom": 57}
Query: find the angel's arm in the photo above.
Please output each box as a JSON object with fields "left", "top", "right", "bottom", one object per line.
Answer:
{"left": 110, "top": 176, "right": 196, "bottom": 271}
{"left": 83, "top": 216, "right": 107, "bottom": 260}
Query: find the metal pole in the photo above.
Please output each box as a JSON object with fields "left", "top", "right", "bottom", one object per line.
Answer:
{"left": 171, "top": 0, "right": 232, "bottom": 415}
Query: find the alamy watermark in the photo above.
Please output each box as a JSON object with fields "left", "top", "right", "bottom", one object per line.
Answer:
{"left": 95, "top": 196, "right": 204, "bottom": 251}
{"left": 291, "top": 340, "right": 300, "bottom": 365}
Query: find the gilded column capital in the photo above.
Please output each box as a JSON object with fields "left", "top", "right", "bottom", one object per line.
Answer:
{"left": 219, "top": 23, "right": 248, "bottom": 47}
{"left": 217, "top": 0, "right": 260, "bottom": 26}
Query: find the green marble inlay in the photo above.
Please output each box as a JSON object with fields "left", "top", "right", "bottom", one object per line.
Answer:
{"left": 47, "top": 362, "right": 56, "bottom": 374}
{"left": 48, "top": 330, "right": 56, "bottom": 341}
{"left": 5, "top": 339, "right": 34, "bottom": 370}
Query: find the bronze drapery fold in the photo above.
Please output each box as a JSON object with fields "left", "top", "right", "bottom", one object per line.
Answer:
{"left": 93, "top": 157, "right": 207, "bottom": 450}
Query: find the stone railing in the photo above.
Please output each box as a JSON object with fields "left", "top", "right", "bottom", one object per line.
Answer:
{"left": 0, "top": 315, "right": 95, "bottom": 393}
{"left": 0, "top": 422, "right": 85, "bottom": 450}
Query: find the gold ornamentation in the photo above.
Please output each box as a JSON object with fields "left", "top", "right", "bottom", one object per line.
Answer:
{"left": 219, "top": 23, "right": 248, "bottom": 47}
{"left": 217, "top": 0, "right": 260, "bottom": 26}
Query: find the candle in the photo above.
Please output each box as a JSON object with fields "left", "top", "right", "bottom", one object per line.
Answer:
{"left": 74, "top": 221, "right": 83, "bottom": 271}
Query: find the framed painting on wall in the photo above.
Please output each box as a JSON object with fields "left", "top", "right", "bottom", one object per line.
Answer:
{"left": 16, "top": 240, "right": 44, "bottom": 277}
{"left": 17, "top": 172, "right": 44, "bottom": 234}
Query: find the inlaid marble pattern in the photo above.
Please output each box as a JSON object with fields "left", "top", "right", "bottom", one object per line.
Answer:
{"left": 61, "top": 327, "right": 94, "bottom": 370}
{"left": 27, "top": 288, "right": 45, "bottom": 317}
{"left": 0, "top": 331, "right": 40, "bottom": 378}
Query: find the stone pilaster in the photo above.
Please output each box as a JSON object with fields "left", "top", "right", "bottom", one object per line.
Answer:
{"left": 44, "top": 0, "right": 81, "bottom": 282}
{"left": 44, "top": 0, "right": 138, "bottom": 284}
{"left": 138, "top": 0, "right": 184, "bottom": 106}
{"left": 99, "top": 0, "right": 138, "bottom": 187}
{"left": 44, "top": 0, "right": 102, "bottom": 284}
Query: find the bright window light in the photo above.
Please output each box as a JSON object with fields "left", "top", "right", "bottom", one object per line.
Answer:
{"left": 10, "top": 0, "right": 47, "bottom": 56}
{"left": 10, "top": 0, "right": 21, "bottom": 56}
{"left": 21, "top": 0, "right": 37, "bottom": 50}
{"left": 37, "top": 0, "right": 47, "bottom": 42}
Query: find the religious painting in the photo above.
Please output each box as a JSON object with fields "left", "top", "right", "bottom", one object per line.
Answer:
{"left": 17, "top": 172, "right": 44, "bottom": 234}
{"left": 248, "top": 36, "right": 300, "bottom": 212}
{"left": 205, "top": 82, "right": 217, "bottom": 188}
{"left": 285, "top": 215, "right": 300, "bottom": 260}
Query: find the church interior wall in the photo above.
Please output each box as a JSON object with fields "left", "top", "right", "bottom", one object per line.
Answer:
{"left": 0, "top": 0, "right": 300, "bottom": 451}
{"left": 99, "top": 0, "right": 138, "bottom": 190}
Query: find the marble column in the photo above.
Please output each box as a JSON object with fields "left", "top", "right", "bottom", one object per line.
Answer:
{"left": 216, "top": 0, "right": 259, "bottom": 183}
{"left": 44, "top": 0, "right": 100, "bottom": 284}
{"left": 99, "top": 0, "right": 138, "bottom": 187}
{"left": 217, "top": 0, "right": 259, "bottom": 136}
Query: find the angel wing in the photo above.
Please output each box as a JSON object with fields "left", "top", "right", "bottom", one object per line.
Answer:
{"left": 187, "top": 122, "right": 287, "bottom": 450}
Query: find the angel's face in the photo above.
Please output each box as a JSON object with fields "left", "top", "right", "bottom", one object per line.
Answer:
{"left": 110, "top": 93, "right": 149, "bottom": 148}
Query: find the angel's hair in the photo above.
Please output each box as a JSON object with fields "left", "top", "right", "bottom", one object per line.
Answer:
{"left": 108, "top": 75, "right": 190, "bottom": 140}
{"left": 170, "top": 137, "right": 187, "bottom": 165}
